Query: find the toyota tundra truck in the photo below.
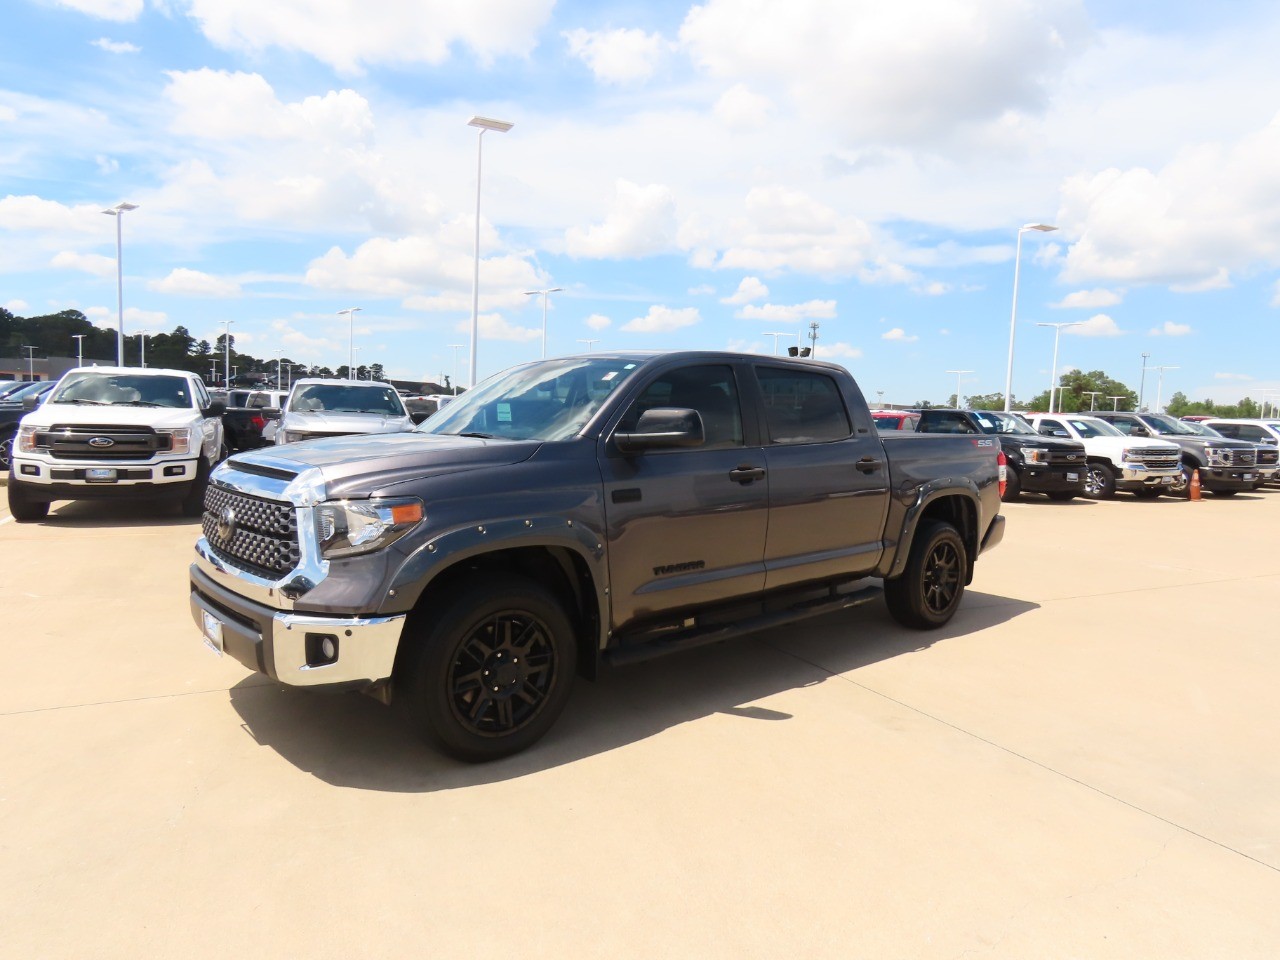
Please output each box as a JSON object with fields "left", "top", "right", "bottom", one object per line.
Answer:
{"left": 189, "top": 352, "right": 1005, "bottom": 761}
{"left": 8, "top": 366, "right": 225, "bottom": 521}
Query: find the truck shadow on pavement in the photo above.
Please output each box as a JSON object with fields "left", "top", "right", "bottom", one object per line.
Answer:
{"left": 227, "top": 590, "right": 1037, "bottom": 792}
{"left": 34, "top": 499, "right": 198, "bottom": 528}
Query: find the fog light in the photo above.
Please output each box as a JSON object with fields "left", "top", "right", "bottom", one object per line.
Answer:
{"left": 304, "top": 633, "right": 339, "bottom": 667}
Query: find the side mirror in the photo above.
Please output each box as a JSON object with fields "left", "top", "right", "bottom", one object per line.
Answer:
{"left": 615, "top": 407, "right": 705, "bottom": 453}
{"left": 1131, "top": 427, "right": 1149, "bottom": 437}
{"left": 1053, "top": 430, "right": 1069, "bottom": 438}
{"left": 22, "top": 394, "right": 40, "bottom": 411}
{"left": 204, "top": 400, "right": 226, "bottom": 417}
{"left": 1037, "top": 426, "right": 1055, "bottom": 436}
{"left": 410, "top": 412, "right": 431, "bottom": 425}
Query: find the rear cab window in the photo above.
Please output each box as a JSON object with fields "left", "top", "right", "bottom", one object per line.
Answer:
{"left": 754, "top": 367, "right": 851, "bottom": 444}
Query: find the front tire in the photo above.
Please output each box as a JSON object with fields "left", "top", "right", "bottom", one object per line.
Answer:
{"left": 884, "top": 520, "right": 967, "bottom": 630}
{"left": 1000, "top": 466, "right": 1022, "bottom": 502}
{"left": 7, "top": 478, "right": 50, "bottom": 522}
{"left": 0, "top": 429, "right": 14, "bottom": 473}
{"left": 395, "top": 575, "right": 577, "bottom": 762}
{"left": 1084, "top": 462, "right": 1117, "bottom": 499}
{"left": 179, "top": 458, "right": 211, "bottom": 517}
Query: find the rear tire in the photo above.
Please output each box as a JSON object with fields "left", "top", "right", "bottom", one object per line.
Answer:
{"left": 884, "top": 520, "right": 967, "bottom": 630}
{"left": 7, "top": 478, "right": 50, "bottom": 522}
{"left": 394, "top": 575, "right": 577, "bottom": 762}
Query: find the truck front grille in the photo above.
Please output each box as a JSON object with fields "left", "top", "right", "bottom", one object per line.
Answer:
{"left": 1258, "top": 448, "right": 1279, "bottom": 467}
{"left": 1131, "top": 447, "right": 1179, "bottom": 470}
{"left": 1046, "top": 447, "right": 1086, "bottom": 466}
{"left": 202, "top": 482, "right": 300, "bottom": 579}
{"left": 1227, "top": 449, "right": 1256, "bottom": 467}
{"left": 36, "top": 423, "right": 168, "bottom": 461}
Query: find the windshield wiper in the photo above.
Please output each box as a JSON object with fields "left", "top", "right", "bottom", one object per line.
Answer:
{"left": 458, "top": 431, "right": 497, "bottom": 439}
{"left": 118, "top": 400, "right": 167, "bottom": 407}
{"left": 64, "top": 398, "right": 109, "bottom": 405}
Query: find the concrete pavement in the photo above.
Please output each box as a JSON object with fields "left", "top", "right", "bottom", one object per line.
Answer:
{"left": 1, "top": 492, "right": 1277, "bottom": 958}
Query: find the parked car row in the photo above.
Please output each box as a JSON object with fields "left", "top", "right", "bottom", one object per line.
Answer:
{"left": 873, "top": 407, "right": 1278, "bottom": 502}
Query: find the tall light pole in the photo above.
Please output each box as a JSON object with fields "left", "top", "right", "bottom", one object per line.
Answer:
{"left": 447, "top": 343, "right": 465, "bottom": 394}
{"left": 138, "top": 330, "right": 148, "bottom": 368}
{"left": 1004, "top": 223, "right": 1058, "bottom": 411}
{"left": 22, "top": 345, "right": 37, "bottom": 381}
{"left": 468, "top": 115, "right": 514, "bottom": 387}
{"left": 219, "top": 319, "right": 234, "bottom": 388}
{"left": 876, "top": 390, "right": 885, "bottom": 408}
{"left": 1138, "top": 353, "right": 1151, "bottom": 410}
{"left": 945, "top": 370, "right": 974, "bottom": 408}
{"left": 72, "top": 334, "right": 86, "bottom": 367}
{"left": 1084, "top": 390, "right": 1103, "bottom": 411}
{"left": 208, "top": 360, "right": 219, "bottom": 385}
{"left": 1036, "top": 321, "right": 1083, "bottom": 413}
{"left": 576, "top": 338, "right": 599, "bottom": 352}
{"left": 763, "top": 331, "right": 791, "bottom": 355}
{"left": 276, "top": 353, "right": 283, "bottom": 388}
{"left": 1153, "top": 365, "right": 1179, "bottom": 413}
{"left": 102, "top": 201, "right": 138, "bottom": 367}
{"left": 524, "top": 287, "right": 563, "bottom": 359}
{"left": 338, "top": 307, "right": 362, "bottom": 377}
{"left": 1107, "top": 395, "right": 1126, "bottom": 411}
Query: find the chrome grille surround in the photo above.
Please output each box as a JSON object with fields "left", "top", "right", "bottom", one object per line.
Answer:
{"left": 202, "top": 483, "right": 300, "bottom": 578}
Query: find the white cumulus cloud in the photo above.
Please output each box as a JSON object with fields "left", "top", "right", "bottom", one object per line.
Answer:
{"left": 1148, "top": 320, "right": 1192, "bottom": 336}
{"left": 51, "top": 251, "right": 116, "bottom": 277}
{"left": 737, "top": 300, "right": 836, "bottom": 322}
{"left": 565, "top": 180, "right": 677, "bottom": 259}
{"left": 818, "top": 342, "right": 862, "bottom": 359}
{"left": 881, "top": 327, "right": 918, "bottom": 342}
{"left": 5, "top": 299, "right": 30, "bottom": 313}
{"left": 622, "top": 305, "right": 700, "bottom": 333}
{"left": 714, "top": 84, "right": 774, "bottom": 129}
{"left": 1052, "top": 288, "right": 1122, "bottom": 309}
{"left": 721, "top": 277, "right": 769, "bottom": 305}
{"left": 585, "top": 313, "right": 611, "bottom": 330}
{"left": 1063, "top": 313, "right": 1124, "bottom": 337}
{"left": 564, "top": 27, "right": 666, "bottom": 84}
{"left": 53, "top": 0, "right": 142, "bottom": 22}
{"left": 91, "top": 37, "right": 140, "bottom": 53}
{"left": 148, "top": 268, "right": 241, "bottom": 297}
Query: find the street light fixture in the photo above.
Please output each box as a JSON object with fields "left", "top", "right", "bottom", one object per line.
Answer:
{"left": 21, "top": 345, "right": 37, "bottom": 381}
{"left": 763, "top": 331, "right": 792, "bottom": 356}
{"left": 338, "top": 307, "right": 362, "bottom": 376}
{"left": 524, "top": 287, "right": 563, "bottom": 359}
{"left": 102, "top": 201, "right": 138, "bottom": 367}
{"left": 1003, "top": 222, "right": 1058, "bottom": 411}
{"left": 1036, "top": 321, "right": 1083, "bottom": 413}
{"left": 138, "top": 330, "right": 149, "bottom": 368}
{"left": 945, "top": 370, "right": 974, "bottom": 408}
{"left": 1153, "top": 365, "right": 1179, "bottom": 413}
{"left": 72, "top": 334, "right": 86, "bottom": 367}
{"left": 1084, "top": 390, "right": 1103, "bottom": 411}
{"left": 576, "top": 338, "right": 599, "bottom": 352}
{"left": 467, "top": 115, "right": 514, "bottom": 388}
{"left": 447, "top": 343, "right": 465, "bottom": 395}
{"left": 1107, "top": 395, "right": 1127, "bottom": 411}
{"left": 219, "top": 319, "right": 234, "bottom": 388}
{"left": 1138, "top": 353, "right": 1151, "bottom": 410}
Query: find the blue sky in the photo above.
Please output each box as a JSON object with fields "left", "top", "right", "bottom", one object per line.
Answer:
{"left": 2, "top": 0, "right": 1279, "bottom": 404}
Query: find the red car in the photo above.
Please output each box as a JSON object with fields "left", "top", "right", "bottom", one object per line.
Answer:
{"left": 871, "top": 410, "right": 920, "bottom": 431}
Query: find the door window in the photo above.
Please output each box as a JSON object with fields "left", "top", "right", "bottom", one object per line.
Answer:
{"left": 621, "top": 365, "right": 743, "bottom": 449}
{"left": 755, "top": 367, "right": 851, "bottom": 443}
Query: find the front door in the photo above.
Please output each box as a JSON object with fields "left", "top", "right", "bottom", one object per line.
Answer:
{"left": 599, "top": 362, "right": 768, "bottom": 633}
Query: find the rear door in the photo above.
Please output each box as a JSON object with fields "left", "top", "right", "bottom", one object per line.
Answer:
{"left": 752, "top": 363, "right": 890, "bottom": 590}
{"left": 599, "top": 362, "right": 769, "bottom": 632}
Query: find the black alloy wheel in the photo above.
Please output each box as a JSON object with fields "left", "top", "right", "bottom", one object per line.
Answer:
{"left": 447, "top": 611, "right": 558, "bottom": 736}
{"left": 884, "top": 519, "right": 967, "bottom": 630}
{"left": 396, "top": 575, "right": 576, "bottom": 762}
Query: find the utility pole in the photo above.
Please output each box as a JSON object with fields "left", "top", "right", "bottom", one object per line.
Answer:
{"left": 1138, "top": 353, "right": 1151, "bottom": 411}
{"left": 808, "top": 321, "right": 820, "bottom": 358}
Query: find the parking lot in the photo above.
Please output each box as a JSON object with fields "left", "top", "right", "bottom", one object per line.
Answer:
{"left": 2, "top": 489, "right": 1278, "bottom": 958}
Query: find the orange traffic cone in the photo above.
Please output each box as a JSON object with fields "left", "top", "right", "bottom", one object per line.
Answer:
{"left": 1189, "top": 468, "right": 1202, "bottom": 502}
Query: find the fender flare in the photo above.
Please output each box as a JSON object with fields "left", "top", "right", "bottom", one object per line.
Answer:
{"left": 886, "top": 480, "right": 982, "bottom": 581}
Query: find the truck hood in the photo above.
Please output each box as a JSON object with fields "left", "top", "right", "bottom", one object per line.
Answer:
{"left": 19, "top": 402, "right": 201, "bottom": 430}
{"left": 279, "top": 411, "right": 413, "bottom": 434}
{"left": 227, "top": 431, "right": 543, "bottom": 497}
{"left": 998, "top": 435, "right": 1084, "bottom": 452}
{"left": 1078, "top": 436, "right": 1180, "bottom": 458}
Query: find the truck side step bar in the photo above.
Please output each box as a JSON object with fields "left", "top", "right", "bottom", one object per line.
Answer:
{"left": 603, "top": 582, "right": 884, "bottom": 667}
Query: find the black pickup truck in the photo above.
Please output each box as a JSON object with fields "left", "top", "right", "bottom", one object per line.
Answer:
{"left": 221, "top": 390, "right": 287, "bottom": 453}
{"left": 914, "top": 408, "right": 1088, "bottom": 502}
{"left": 189, "top": 352, "right": 1005, "bottom": 760}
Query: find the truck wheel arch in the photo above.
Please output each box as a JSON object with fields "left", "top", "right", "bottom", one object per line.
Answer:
{"left": 888, "top": 486, "right": 980, "bottom": 585}
{"left": 391, "top": 543, "right": 604, "bottom": 683}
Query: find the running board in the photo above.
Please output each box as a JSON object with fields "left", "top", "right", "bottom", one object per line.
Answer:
{"left": 603, "top": 583, "right": 884, "bottom": 668}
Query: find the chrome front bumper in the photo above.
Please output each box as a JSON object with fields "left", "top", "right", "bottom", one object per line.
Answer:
{"left": 189, "top": 564, "right": 404, "bottom": 687}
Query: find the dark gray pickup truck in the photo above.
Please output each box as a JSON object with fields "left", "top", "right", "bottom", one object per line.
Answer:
{"left": 189, "top": 352, "right": 1005, "bottom": 760}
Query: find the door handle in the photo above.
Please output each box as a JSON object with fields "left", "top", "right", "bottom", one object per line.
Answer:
{"left": 855, "top": 456, "right": 883, "bottom": 473}
{"left": 729, "top": 466, "right": 766, "bottom": 484}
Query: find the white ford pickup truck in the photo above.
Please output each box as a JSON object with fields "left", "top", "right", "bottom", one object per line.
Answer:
{"left": 7, "top": 366, "right": 225, "bottom": 521}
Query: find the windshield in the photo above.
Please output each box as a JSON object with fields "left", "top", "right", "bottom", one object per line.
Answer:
{"left": 51, "top": 372, "right": 193, "bottom": 408}
{"left": 1142, "top": 414, "right": 1197, "bottom": 435}
{"left": 1063, "top": 417, "right": 1123, "bottom": 438}
{"left": 1179, "top": 421, "right": 1222, "bottom": 437}
{"left": 972, "top": 410, "right": 1037, "bottom": 435}
{"left": 289, "top": 384, "right": 406, "bottom": 416}
{"left": 420, "top": 357, "right": 639, "bottom": 441}
{"left": 2, "top": 381, "right": 50, "bottom": 403}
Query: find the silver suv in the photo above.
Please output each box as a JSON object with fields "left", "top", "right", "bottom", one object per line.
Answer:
{"left": 276, "top": 379, "right": 414, "bottom": 444}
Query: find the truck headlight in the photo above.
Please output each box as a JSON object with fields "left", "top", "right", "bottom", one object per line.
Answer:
{"left": 17, "top": 425, "right": 37, "bottom": 453}
{"left": 157, "top": 427, "right": 192, "bottom": 455}
{"left": 315, "top": 498, "right": 424, "bottom": 558}
{"left": 1205, "top": 446, "right": 1231, "bottom": 467}
{"left": 1019, "top": 447, "right": 1048, "bottom": 465}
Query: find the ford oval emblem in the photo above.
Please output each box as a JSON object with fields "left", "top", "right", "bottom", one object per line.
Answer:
{"left": 88, "top": 437, "right": 115, "bottom": 448}
{"left": 216, "top": 506, "right": 237, "bottom": 541}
